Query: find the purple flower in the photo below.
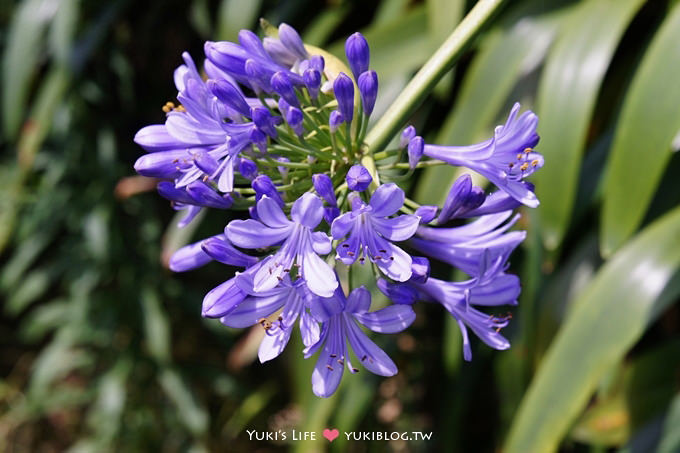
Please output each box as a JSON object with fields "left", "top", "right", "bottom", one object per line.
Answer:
{"left": 345, "top": 164, "right": 372, "bottom": 191}
{"left": 345, "top": 32, "right": 370, "bottom": 80}
{"left": 312, "top": 173, "right": 337, "bottom": 206}
{"left": 358, "top": 70, "right": 378, "bottom": 116}
{"left": 285, "top": 106, "right": 304, "bottom": 136}
{"left": 303, "top": 68, "right": 321, "bottom": 99}
{"left": 379, "top": 252, "right": 519, "bottom": 360}
{"left": 252, "top": 174, "right": 285, "bottom": 207}
{"left": 331, "top": 183, "right": 419, "bottom": 281}
{"left": 333, "top": 73, "right": 354, "bottom": 123}
{"left": 305, "top": 286, "right": 415, "bottom": 397}
{"left": 414, "top": 205, "right": 438, "bottom": 224}
{"left": 202, "top": 261, "right": 263, "bottom": 318}
{"left": 221, "top": 276, "right": 320, "bottom": 363}
{"left": 400, "top": 125, "right": 416, "bottom": 148}
{"left": 410, "top": 211, "right": 525, "bottom": 276}
{"left": 227, "top": 193, "right": 338, "bottom": 297}
{"left": 437, "top": 174, "right": 486, "bottom": 223}
{"left": 413, "top": 254, "right": 519, "bottom": 360}
{"left": 408, "top": 136, "right": 424, "bottom": 169}
{"left": 271, "top": 71, "right": 300, "bottom": 108}
{"left": 329, "top": 110, "right": 344, "bottom": 133}
{"left": 423, "top": 103, "right": 543, "bottom": 207}
{"left": 169, "top": 233, "right": 257, "bottom": 272}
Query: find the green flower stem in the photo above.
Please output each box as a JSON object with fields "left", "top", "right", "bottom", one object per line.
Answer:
{"left": 404, "top": 197, "right": 422, "bottom": 209}
{"left": 377, "top": 159, "right": 447, "bottom": 170}
{"left": 363, "top": 0, "right": 506, "bottom": 154}
{"left": 372, "top": 149, "right": 401, "bottom": 161}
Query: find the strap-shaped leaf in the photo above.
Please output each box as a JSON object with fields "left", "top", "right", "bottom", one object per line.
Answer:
{"left": 505, "top": 205, "right": 680, "bottom": 453}
{"left": 415, "top": 6, "right": 565, "bottom": 205}
{"left": 534, "top": 0, "right": 645, "bottom": 250}
{"left": 601, "top": 3, "right": 680, "bottom": 256}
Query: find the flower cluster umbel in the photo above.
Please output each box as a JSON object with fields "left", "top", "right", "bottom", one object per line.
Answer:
{"left": 134, "top": 22, "right": 544, "bottom": 397}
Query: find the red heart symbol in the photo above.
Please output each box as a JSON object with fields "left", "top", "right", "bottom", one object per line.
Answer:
{"left": 323, "top": 428, "right": 339, "bottom": 442}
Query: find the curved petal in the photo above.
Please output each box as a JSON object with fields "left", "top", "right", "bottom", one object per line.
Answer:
{"left": 330, "top": 212, "right": 356, "bottom": 239}
{"left": 252, "top": 256, "right": 287, "bottom": 293}
{"left": 300, "top": 310, "right": 320, "bottom": 348}
{"left": 311, "top": 231, "right": 332, "bottom": 255}
{"left": 220, "top": 292, "right": 288, "bottom": 328}
{"left": 371, "top": 215, "right": 420, "bottom": 241}
{"left": 456, "top": 317, "right": 473, "bottom": 361}
{"left": 353, "top": 304, "right": 416, "bottom": 333}
{"left": 345, "top": 319, "right": 397, "bottom": 376}
{"left": 336, "top": 228, "right": 361, "bottom": 265}
{"left": 201, "top": 236, "right": 258, "bottom": 268}
{"left": 166, "top": 112, "right": 225, "bottom": 145}
{"left": 227, "top": 219, "right": 290, "bottom": 248}
{"left": 469, "top": 273, "right": 521, "bottom": 306}
{"left": 202, "top": 278, "right": 247, "bottom": 318}
{"left": 376, "top": 242, "right": 412, "bottom": 282}
{"left": 345, "top": 286, "right": 371, "bottom": 314}
{"left": 311, "top": 318, "right": 346, "bottom": 398}
{"left": 133, "top": 149, "right": 188, "bottom": 177}
{"left": 134, "top": 124, "right": 187, "bottom": 152}
{"left": 369, "top": 183, "right": 405, "bottom": 217}
{"left": 309, "top": 291, "right": 344, "bottom": 322}
{"left": 217, "top": 155, "right": 235, "bottom": 193}
{"left": 169, "top": 239, "right": 213, "bottom": 272}
{"left": 256, "top": 196, "right": 291, "bottom": 228}
{"left": 291, "top": 193, "right": 324, "bottom": 228}
{"left": 301, "top": 250, "right": 338, "bottom": 297}
{"left": 258, "top": 326, "right": 293, "bottom": 363}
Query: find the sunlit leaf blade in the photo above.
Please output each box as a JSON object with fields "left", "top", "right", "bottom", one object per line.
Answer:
{"left": 505, "top": 206, "right": 680, "bottom": 453}
{"left": 158, "top": 368, "right": 209, "bottom": 437}
{"left": 216, "top": 0, "right": 262, "bottom": 42}
{"left": 534, "top": 0, "right": 645, "bottom": 250}
{"left": 1, "top": 0, "right": 60, "bottom": 140}
{"left": 601, "top": 3, "right": 680, "bottom": 256}
{"left": 427, "top": 0, "right": 464, "bottom": 46}
{"left": 327, "top": 6, "right": 430, "bottom": 81}
{"left": 415, "top": 9, "right": 562, "bottom": 205}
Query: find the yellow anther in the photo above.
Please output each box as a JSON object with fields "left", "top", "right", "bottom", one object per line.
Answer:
{"left": 524, "top": 147, "right": 533, "bottom": 153}
{"left": 174, "top": 104, "right": 186, "bottom": 112}
{"left": 531, "top": 159, "right": 539, "bottom": 167}
{"left": 520, "top": 162, "right": 529, "bottom": 171}
{"left": 516, "top": 153, "right": 523, "bottom": 160}
{"left": 162, "top": 101, "right": 175, "bottom": 113}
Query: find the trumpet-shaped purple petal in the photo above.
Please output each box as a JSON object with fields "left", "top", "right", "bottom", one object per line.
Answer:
{"left": 308, "top": 286, "right": 414, "bottom": 397}
{"left": 423, "top": 103, "right": 542, "bottom": 207}
{"left": 332, "top": 184, "right": 418, "bottom": 282}
{"left": 228, "top": 194, "right": 337, "bottom": 297}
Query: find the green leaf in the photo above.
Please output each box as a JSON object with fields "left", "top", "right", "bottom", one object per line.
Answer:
{"left": 427, "top": 0, "right": 464, "bottom": 45}
{"left": 601, "top": 3, "right": 680, "bottom": 256}
{"left": 2, "top": 0, "right": 60, "bottom": 140}
{"left": 301, "top": 5, "right": 349, "bottom": 46}
{"left": 534, "top": 0, "right": 645, "bottom": 250}
{"left": 327, "top": 5, "right": 431, "bottom": 81}
{"left": 48, "top": 0, "right": 79, "bottom": 65}
{"left": 141, "top": 288, "right": 171, "bottom": 363}
{"left": 158, "top": 368, "right": 209, "bottom": 437}
{"left": 216, "top": 0, "right": 262, "bottom": 42}
{"left": 570, "top": 340, "right": 680, "bottom": 447}
{"left": 505, "top": 205, "right": 680, "bottom": 453}
{"left": 657, "top": 393, "right": 680, "bottom": 453}
{"left": 415, "top": 6, "right": 564, "bottom": 205}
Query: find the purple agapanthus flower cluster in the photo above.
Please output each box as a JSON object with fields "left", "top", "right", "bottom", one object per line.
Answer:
{"left": 133, "top": 22, "right": 543, "bottom": 397}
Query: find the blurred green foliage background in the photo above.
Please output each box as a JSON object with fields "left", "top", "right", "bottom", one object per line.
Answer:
{"left": 1, "top": 0, "right": 679, "bottom": 452}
